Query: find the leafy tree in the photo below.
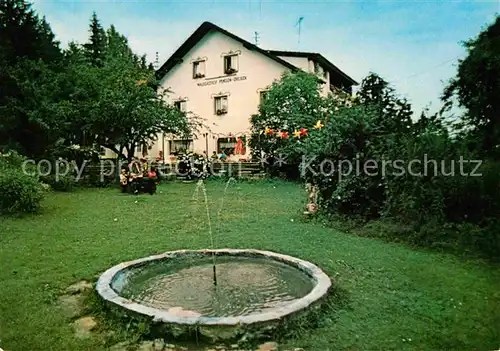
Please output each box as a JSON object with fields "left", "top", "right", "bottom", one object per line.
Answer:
{"left": 442, "top": 15, "right": 500, "bottom": 158}
{"left": 249, "top": 71, "right": 330, "bottom": 166}
{"left": 86, "top": 62, "right": 193, "bottom": 160}
{"left": 63, "top": 16, "right": 195, "bottom": 161}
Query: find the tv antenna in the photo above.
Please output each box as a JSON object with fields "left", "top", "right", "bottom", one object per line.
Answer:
{"left": 253, "top": 31, "right": 260, "bottom": 46}
{"left": 154, "top": 51, "right": 159, "bottom": 70}
{"left": 295, "top": 16, "right": 304, "bottom": 45}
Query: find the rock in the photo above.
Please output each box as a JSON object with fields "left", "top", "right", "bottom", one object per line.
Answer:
{"left": 57, "top": 294, "right": 85, "bottom": 318}
{"left": 72, "top": 316, "right": 97, "bottom": 338}
{"left": 133, "top": 340, "right": 170, "bottom": 351}
{"left": 167, "top": 306, "right": 202, "bottom": 318}
{"left": 257, "top": 342, "right": 278, "bottom": 351}
{"left": 66, "top": 280, "right": 93, "bottom": 294}
{"left": 153, "top": 339, "right": 166, "bottom": 350}
{"left": 137, "top": 341, "right": 154, "bottom": 350}
{"left": 108, "top": 341, "right": 130, "bottom": 351}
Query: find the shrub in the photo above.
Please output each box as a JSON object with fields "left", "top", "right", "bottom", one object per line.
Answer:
{"left": 0, "top": 164, "right": 45, "bottom": 214}
{"left": 249, "top": 71, "right": 346, "bottom": 179}
{"left": 300, "top": 104, "right": 382, "bottom": 218}
{"left": 76, "top": 161, "right": 117, "bottom": 188}
{"left": 40, "top": 174, "right": 75, "bottom": 192}
{"left": 251, "top": 71, "right": 500, "bottom": 259}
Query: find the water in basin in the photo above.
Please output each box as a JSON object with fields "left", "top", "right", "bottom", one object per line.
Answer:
{"left": 113, "top": 256, "right": 314, "bottom": 317}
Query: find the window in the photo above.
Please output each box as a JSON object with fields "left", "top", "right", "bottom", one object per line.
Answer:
{"left": 174, "top": 100, "right": 186, "bottom": 112}
{"left": 259, "top": 90, "right": 268, "bottom": 104}
{"left": 217, "top": 137, "right": 237, "bottom": 155}
{"left": 169, "top": 139, "right": 193, "bottom": 155}
{"left": 223, "top": 54, "right": 238, "bottom": 74}
{"left": 314, "top": 61, "right": 320, "bottom": 74}
{"left": 214, "top": 96, "right": 228, "bottom": 115}
{"left": 141, "top": 143, "right": 148, "bottom": 156}
{"left": 192, "top": 60, "right": 205, "bottom": 79}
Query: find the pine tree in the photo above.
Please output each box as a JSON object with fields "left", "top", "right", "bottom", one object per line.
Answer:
{"left": 357, "top": 72, "right": 413, "bottom": 135}
{"left": 0, "top": 0, "right": 61, "bottom": 63}
{"left": 0, "top": 0, "right": 63, "bottom": 157}
{"left": 83, "top": 12, "right": 107, "bottom": 67}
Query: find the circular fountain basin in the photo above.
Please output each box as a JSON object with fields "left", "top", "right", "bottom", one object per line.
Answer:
{"left": 96, "top": 249, "right": 331, "bottom": 342}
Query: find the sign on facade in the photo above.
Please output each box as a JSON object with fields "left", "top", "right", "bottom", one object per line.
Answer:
{"left": 197, "top": 76, "right": 247, "bottom": 87}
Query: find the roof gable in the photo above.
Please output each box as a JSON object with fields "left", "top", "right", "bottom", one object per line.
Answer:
{"left": 155, "top": 22, "right": 357, "bottom": 88}
{"left": 268, "top": 50, "right": 358, "bottom": 86}
{"left": 155, "top": 22, "right": 299, "bottom": 80}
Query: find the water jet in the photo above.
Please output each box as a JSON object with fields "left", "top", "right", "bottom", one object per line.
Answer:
{"left": 96, "top": 180, "right": 331, "bottom": 343}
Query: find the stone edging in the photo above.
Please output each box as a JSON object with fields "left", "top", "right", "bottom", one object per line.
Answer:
{"left": 96, "top": 249, "right": 331, "bottom": 326}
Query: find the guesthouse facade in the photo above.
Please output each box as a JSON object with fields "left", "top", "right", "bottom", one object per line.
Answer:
{"left": 113, "top": 21, "right": 358, "bottom": 161}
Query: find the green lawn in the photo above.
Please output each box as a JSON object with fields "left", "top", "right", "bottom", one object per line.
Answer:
{"left": 0, "top": 180, "right": 499, "bottom": 351}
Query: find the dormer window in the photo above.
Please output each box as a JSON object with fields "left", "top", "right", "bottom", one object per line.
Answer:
{"left": 224, "top": 54, "right": 238, "bottom": 74}
{"left": 314, "top": 61, "right": 320, "bottom": 74}
{"left": 174, "top": 100, "right": 186, "bottom": 112}
{"left": 192, "top": 60, "right": 206, "bottom": 79}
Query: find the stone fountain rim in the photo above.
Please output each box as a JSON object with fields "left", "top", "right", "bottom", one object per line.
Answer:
{"left": 96, "top": 248, "right": 332, "bottom": 326}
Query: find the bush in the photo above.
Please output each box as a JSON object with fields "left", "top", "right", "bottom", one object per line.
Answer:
{"left": 0, "top": 165, "right": 45, "bottom": 214}
{"left": 251, "top": 71, "right": 500, "bottom": 259}
{"left": 40, "top": 174, "right": 75, "bottom": 192}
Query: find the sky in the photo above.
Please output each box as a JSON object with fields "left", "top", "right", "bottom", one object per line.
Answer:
{"left": 32, "top": 0, "right": 499, "bottom": 115}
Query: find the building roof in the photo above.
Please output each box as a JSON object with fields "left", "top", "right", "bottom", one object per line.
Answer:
{"left": 267, "top": 50, "right": 358, "bottom": 86}
{"left": 156, "top": 21, "right": 358, "bottom": 87}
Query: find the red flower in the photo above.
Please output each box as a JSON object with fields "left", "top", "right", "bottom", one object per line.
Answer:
{"left": 279, "top": 131, "right": 289, "bottom": 139}
{"left": 300, "top": 128, "right": 308, "bottom": 136}
{"left": 265, "top": 127, "right": 274, "bottom": 135}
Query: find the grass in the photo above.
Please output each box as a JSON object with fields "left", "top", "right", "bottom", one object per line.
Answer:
{"left": 0, "top": 179, "right": 499, "bottom": 351}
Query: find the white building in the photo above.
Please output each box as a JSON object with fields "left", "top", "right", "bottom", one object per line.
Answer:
{"left": 136, "top": 21, "right": 357, "bottom": 162}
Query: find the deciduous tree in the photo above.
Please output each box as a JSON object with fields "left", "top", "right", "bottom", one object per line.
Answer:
{"left": 442, "top": 15, "right": 500, "bottom": 158}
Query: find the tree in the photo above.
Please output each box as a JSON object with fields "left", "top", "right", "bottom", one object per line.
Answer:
{"left": 87, "top": 62, "right": 193, "bottom": 160}
{"left": 0, "top": 0, "right": 61, "bottom": 63}
{"left": 0, "top": 0, "right": 64, "bottom": 158}
{"left": 442, "top": 15, "right": 500, "bottom": 158}
{"left": 83, "top": 12, "right": 107, "bottom": 67}
{"left": 249, "top": 71, "right": 326, "bottom": 161}
{"left": 249, "top": 71, "right": 357, "bottom": 178}
{"left": 64, "top": 17, "right": 196, "bottom": 161}
{"left": 356, "top": 72, "right": 413, "bottom": 136}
